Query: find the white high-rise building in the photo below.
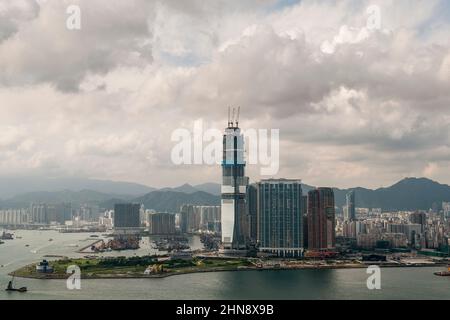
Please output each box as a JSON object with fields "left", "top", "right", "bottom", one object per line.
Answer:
{"left": 221, "top": 108, "right": 249, "bottom": 251}
{"left": 443, "top": 202, "right": 450, "bottom": 220}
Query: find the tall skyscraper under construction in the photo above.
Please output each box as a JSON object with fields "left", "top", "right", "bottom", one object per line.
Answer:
{"left": 221, "top": 107, "right": 249, "bottom": 251}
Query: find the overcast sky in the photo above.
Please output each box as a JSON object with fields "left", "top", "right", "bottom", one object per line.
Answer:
{"left": 0, "top": 0, "right": 449, "bottom": 189}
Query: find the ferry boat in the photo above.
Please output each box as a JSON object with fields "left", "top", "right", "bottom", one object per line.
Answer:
{"left": 434, "top": 265, "right": 450, "bottom": 277}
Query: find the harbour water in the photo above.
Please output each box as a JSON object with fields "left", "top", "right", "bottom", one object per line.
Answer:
{"left": 1, "top": 230, "right": 449, "bottom": 300}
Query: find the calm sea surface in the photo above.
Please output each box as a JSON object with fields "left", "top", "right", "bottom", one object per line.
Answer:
{"left": 0, "top": 230, "right": 449, "bottom": 300}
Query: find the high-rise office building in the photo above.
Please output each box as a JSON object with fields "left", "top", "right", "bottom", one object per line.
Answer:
{"left": 77, "top": 204, "right": 100, "bottom": 222}
{"left": 179, "top": 205, "right": 220, "bottom": 233}
{"left": 345, "top": 190, "right": 356, "bottom": 221}
{"left": 199, "top": 206, "right": 221, "bottom": 231}
{"left": 387, "top": 223, "right": 422, "bottom": 243}
{"left": 221, "top": 109, "right": 249, "bottom": 250}
{"left": 30, "top": 203, "right": 48, "bottom": 224}
{"left": 55, "top": 203, "right": 72, "bottom": 224}
{"left": 246, "top": 184, "right": 258, "bottom": 243}
{"left": 443, "top": 202, "right": 450, "bottom": 221}
{"left": 301, "top": 195, "right": 308, "bottom": 219}
{"left": 257, "top": 179, "right": 304, "bottom": 257}
{"left": 302, "top": 195, "right": 308, "bottom": 248}
{"left": 179, "top": 204, "right": 201, "bottom": 233}
{"left": 180, "top": 204, "right": 193, "bottom": 233}
{"left": 0, "top": 209, "right": 28, "bottom": 226}
{"left": 409, "top": 211, "right": 427, "bottom": 232}
{"left": 114, "top": 203, "right": 140, "bottom": 229}
{"left": 149, "top": 212, "right": 176, "bottom": 235}
{"left": 307, "top": 188, "right": 336, "bottom": 250}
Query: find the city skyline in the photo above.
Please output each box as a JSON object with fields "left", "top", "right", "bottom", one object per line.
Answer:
{"left": 1, "top": 0, "right": 450, "bottom": 306}
{"left": 0, "top": 0, "right": 449, "bottom": 190}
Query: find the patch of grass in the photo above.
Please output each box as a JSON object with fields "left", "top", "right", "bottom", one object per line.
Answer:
{"left": 12, "top": 256, "right": 255, "bottom": 278}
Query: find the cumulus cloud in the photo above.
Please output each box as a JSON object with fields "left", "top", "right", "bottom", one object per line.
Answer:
{"left": 0, "top": 0, "right": 155, "bottom": 91}
{"left": 0, "top": 0, "right": 449, "bottom": 188}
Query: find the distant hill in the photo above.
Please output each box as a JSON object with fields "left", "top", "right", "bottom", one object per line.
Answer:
{"left": 160, "top": 183, "right": 221, "bottom": 196}
{"left": 160, "top": 183, "right": 200, "bottom": 194}
{"left": 0, "top": 175, "right": 155, "bottom": 199}
{"left": 132, "top": 190, "right": 220, "bottom": 213}
{"left": 98, "top": 198, "right": 131, "bottom": 211}
{"left": 334, "top": 177, "right": 450, "bottom": 211}
{"left": 0, "top": 190, "right": 135, "bottom": 209}
{"left": 193, "top": 183, "right": 221, "bottom": 196}
{"left": 1, "top": 177, "right": 448, "bottom": 212}
{"left": 118, "top": 178, "right": 450, "bottom": 212}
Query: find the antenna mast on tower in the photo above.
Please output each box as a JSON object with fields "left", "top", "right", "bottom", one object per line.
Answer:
{"left": 231, "top": 108, "right": 236, "bottom": 127}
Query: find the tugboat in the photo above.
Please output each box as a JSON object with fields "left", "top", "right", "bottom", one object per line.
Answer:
{"left": 5, "top": 275, "right": 27, "bottom": 293}
{"left": 434, "top": 265, "right": 450, "bottom": 277}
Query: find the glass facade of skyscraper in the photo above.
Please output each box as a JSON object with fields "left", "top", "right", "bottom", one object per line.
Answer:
{"left": 307, "top": 188, "right": 336, "bottom": 250}
{"left": 345, "top": 190, "right": 356, "bottom": 221}
{"left": 257, "top": 179, "right": 303, "bottom": 257}
{"left": 221, "top": 119, "right": 249, "bottom": 250}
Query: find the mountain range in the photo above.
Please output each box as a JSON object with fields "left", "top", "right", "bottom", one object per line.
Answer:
{"left": 132, "top": 190, "right": 220, "bottom": 213}
{"left": 332, "top": 177, "right": 450, "bottom": 210}
{"left": 0, "top": 177, "right": 449, "bottom": 213}
{"left": 0, "top": 175, "right": 155, "bottom": 199}
{"left": 160, "top": 183, "right": 221, "bottom": 196}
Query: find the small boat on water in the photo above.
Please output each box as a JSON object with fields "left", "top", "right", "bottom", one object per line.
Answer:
{"left": 434, "top": 271, "right": 450, "bottom": 276}
{"left": 48, "top": 238, "right": 53, "bottom": 242}
{"left": 434, "top": 265, "right": 450, "bottom": 277}
{"left": 5, "top": 275, "right": 27, "bottom": 293}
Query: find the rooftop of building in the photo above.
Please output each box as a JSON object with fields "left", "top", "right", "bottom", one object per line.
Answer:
{"left": 259, "top": 178, "right": 302, "bottom": 184}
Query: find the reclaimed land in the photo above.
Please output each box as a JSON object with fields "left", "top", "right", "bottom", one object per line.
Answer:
{"left": 11, "top": 256, "right": 447, "bottom": 280}
{"left": 11, "top": 256, "right": 256, "bottom": 279}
